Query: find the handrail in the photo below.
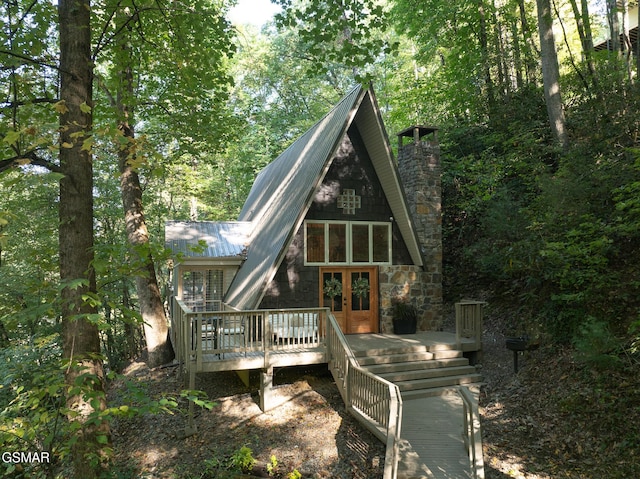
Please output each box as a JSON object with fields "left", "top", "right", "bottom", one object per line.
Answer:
{"left": 459, "top": 386, "right": 485, "bottom": 479}
{"left": 172, "top": 300, "right": 328, "bottom": 368}
{"left": 455, "top": 301, "right": 484, "bottom": 350}
{"left": 173, "top": 299, "right": 402, "bottom": 478}
{"left": 325, "top": 313, "right": 402, "bottom": 479}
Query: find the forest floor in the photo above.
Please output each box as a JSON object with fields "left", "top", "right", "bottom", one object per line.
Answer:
{"left": 110, "top": 306, "right": 640, "bottom": 479}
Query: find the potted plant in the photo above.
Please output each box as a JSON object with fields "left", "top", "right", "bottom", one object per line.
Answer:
{"left": 391, "top": 299, "right": 418, "bottom": 334}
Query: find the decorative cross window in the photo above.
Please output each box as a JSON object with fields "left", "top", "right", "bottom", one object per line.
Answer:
{"left": 336, "top": 189, "right": 361, "bottom": 215}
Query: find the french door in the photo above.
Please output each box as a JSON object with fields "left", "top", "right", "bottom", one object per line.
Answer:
{"left": 320, "top": 267, "right": 379, "bottom": 334}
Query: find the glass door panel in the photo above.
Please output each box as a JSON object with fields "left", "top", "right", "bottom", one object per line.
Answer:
{"left": 322, "top": 271, "right": 343, "bottom": 312}
{"left": 350, "top": 271, "right": 371, "bottom": 312}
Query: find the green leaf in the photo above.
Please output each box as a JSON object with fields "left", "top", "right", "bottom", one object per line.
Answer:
{"left": 53, "top": 100, "right": 69, "bottom": 114}
{"left": 3, "top": 130, "right": 21, "bottom": 146}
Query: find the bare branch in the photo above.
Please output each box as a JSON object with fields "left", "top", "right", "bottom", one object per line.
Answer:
{"left": 0, "top": 49, "right": 59, "bottom": 72}
{"left": 0, "top": 97, "right": 58, "bottom": 108}
{"left": 0, "top": 150, "right": 62, "bottom": 174}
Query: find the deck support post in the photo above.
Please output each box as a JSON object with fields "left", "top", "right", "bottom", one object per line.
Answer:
{"left": 184, "top": 367, "right": 197, "bottom": 437}
{"left": 260, "top": 366, "right": 274, "bottom": 412}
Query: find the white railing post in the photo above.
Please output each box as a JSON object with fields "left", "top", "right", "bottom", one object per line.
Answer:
{"left": 459, "top": 387, "right": 485, "bottom": 479}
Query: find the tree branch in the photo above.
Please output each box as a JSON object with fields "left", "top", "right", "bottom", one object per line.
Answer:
{"left": 0, "top": 150, "right": 62, "bottom": 174}
{"left": 0, "top": 49, "right": 59, "bottom": 72}
{"left": 0, "top": 97, "right": 58, "bottom": 108}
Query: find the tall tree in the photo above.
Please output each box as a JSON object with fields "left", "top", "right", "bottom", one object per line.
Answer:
{"left": 92, "top": 0, "right": 236, "bottom": 366}
{"left": 58, "top": 0, "right": 110, "bottom": 475}
{"left": 112, "top": 9, "right": 174, "bottom": 368}
{"left": 535, "top": 0, "right": 569, "bottom": 149}
{"left": 568, "top": 0, "right": 597, "bottom": 86}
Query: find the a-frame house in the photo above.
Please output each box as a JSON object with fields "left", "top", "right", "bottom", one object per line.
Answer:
{"left": 166, "top": 85, "right": 485, "bottom": 479}
{"left": 166, "top": 84, "right": 443, "bottom": 338}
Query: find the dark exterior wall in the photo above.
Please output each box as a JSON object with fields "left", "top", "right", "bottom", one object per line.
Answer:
{"left": 259, "top": 126, "right": 413, "bottom": 310}
{"left": 259, "top": 226, "right": 319, "bottom": 309}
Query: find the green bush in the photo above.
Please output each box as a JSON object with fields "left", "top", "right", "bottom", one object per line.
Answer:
{"left": 573, "top": 317, "right": 623, "bottom": 371}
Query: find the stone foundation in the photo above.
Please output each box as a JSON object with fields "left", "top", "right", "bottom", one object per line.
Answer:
{"left": 379, "top": 265, "right": 443, "bottom": 333}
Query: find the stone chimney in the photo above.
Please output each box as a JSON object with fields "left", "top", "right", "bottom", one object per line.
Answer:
{"left": 396, "top": 126, "right": 442, "bottom": 329}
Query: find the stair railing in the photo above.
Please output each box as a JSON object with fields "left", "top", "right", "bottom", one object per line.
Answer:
{"left": 326, "top": 312, "right": 402, "bottom": 479}
{"left": 460, "top": 386, "right": 485, "bottom": 479}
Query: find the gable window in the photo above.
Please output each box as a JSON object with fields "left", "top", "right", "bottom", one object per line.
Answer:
{"left": 181, "top": 269, "right": 224, "bottom": 312}
{"left": 304, "top": 221, "right": 391, "bottom": 265}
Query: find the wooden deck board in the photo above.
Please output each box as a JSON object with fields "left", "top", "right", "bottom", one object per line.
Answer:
{"left": 192, "top": 330, "right": 479, "bottom": 373}
{"left": 401, "top": 395, "right": 473, "bottom": 479}
{"left": 194, "top": 347, "right": 327, "bottom": 372}
{"left": 346, "top": 331, "right": 477, "bottom": 355}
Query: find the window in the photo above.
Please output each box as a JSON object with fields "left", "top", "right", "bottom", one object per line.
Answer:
{"left": 304, "top": 221, "right": 391, "bottom": 265}
{"left": 181, "top": 269, "right": 224, "bottom": 312}
{"left": 351, "top": 224, "right": 369, "bottom": 262}
{"left": 306, "top": 223, "right": 325, "bottom": 263}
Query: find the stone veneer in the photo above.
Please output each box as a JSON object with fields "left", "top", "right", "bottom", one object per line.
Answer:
{"left": 379, "top": 137, "right": 443, "bottom": 332}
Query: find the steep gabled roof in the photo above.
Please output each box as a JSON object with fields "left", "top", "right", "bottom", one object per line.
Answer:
{"left": 224, "top": 84, "right": 424, "bottom": 310}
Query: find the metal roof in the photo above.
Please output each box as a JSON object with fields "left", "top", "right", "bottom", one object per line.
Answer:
{"left": 224, "top": 84, "right": 424, "bottom": 310}
{"left": 225, "top": 85, "right": 365, "bottom": 310}
{"left": 164, "top": 221, "right": 251, "bottom": 259}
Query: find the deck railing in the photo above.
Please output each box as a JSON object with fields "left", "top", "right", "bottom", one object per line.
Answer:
{"left": 326, "top": 313, "right": 402, "bottom": 479}
{"left": 455, "top": 300, "right": 485, "bottom": 350}
{"left": 171, "top": 298, "right": 327, "bottom": 370}
{"left": 460, "top": 386, "right": 485, "bottom": 479}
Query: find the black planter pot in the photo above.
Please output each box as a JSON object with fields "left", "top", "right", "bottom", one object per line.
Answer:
{"left": 393, "top": 317, "right": 417, "bottom": 335}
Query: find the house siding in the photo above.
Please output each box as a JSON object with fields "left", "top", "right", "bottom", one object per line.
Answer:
{"left": 259, "top": 127, "right": 414, "bottom": 311}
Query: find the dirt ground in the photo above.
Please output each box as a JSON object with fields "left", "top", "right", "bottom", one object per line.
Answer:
{"left": 110, "top": 363, "right": 386, "bottom": 479}
{"left": 111, "top": 308, "right": 639, "bottom": 479}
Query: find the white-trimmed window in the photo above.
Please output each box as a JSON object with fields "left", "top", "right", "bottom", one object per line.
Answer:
{"left": 304, "top": 221, "right": 392, "bottom": 265}
{"left": 181, "top": 269, "right": 224, "bottom": 312}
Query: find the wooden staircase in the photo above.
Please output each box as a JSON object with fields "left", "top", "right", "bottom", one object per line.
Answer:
{"left": 352, "top": 341, "right": 484, "bottom": 479}
{"left": 353, "top": 343, "right": 483, "bottom": 399}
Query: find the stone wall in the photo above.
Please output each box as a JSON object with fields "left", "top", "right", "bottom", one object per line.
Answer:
{"left": 381, "top": 139, "right": 442, "bottom": 331}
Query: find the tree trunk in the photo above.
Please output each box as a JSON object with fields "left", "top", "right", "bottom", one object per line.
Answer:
{"left": 119, "top": 137, "right": 175, "bottom": 367}
{"left": 58, "top": 0, "right": 110, "bottom": 476}
{"left": 535, "top": 0, "right": 569, "bottom": 149}
{"left": 477, "top": 0, "right": 496, "bottom": 115}
{"left": 568, "top": 0, "right": 598, "bottom": 87}
{"left": 621, "top": 0, "right": 633, "bottom": 80}
{"left": 116, "top": 43, "right": 174, "bottom": 368}
{"left": 518, "top": 0, "right": 538, "bottom": 85}
{"left": 607, "top": 0, "right": 621, "bottom": 52}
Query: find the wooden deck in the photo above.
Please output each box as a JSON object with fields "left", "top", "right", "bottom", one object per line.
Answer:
{"left": 398, "top": 395, "right": 476, "bottom": 479}
{"left": 171, "top": 299, "right": 485, "bottom": 479}
{"left": 191, "top": 331, "right": 476, "bottom": 370}
{"left": 347, "top": 331, "right": 480, "bottom": 356}
{"left": 345, "top": 332, "right": 484, "bottom": 479}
